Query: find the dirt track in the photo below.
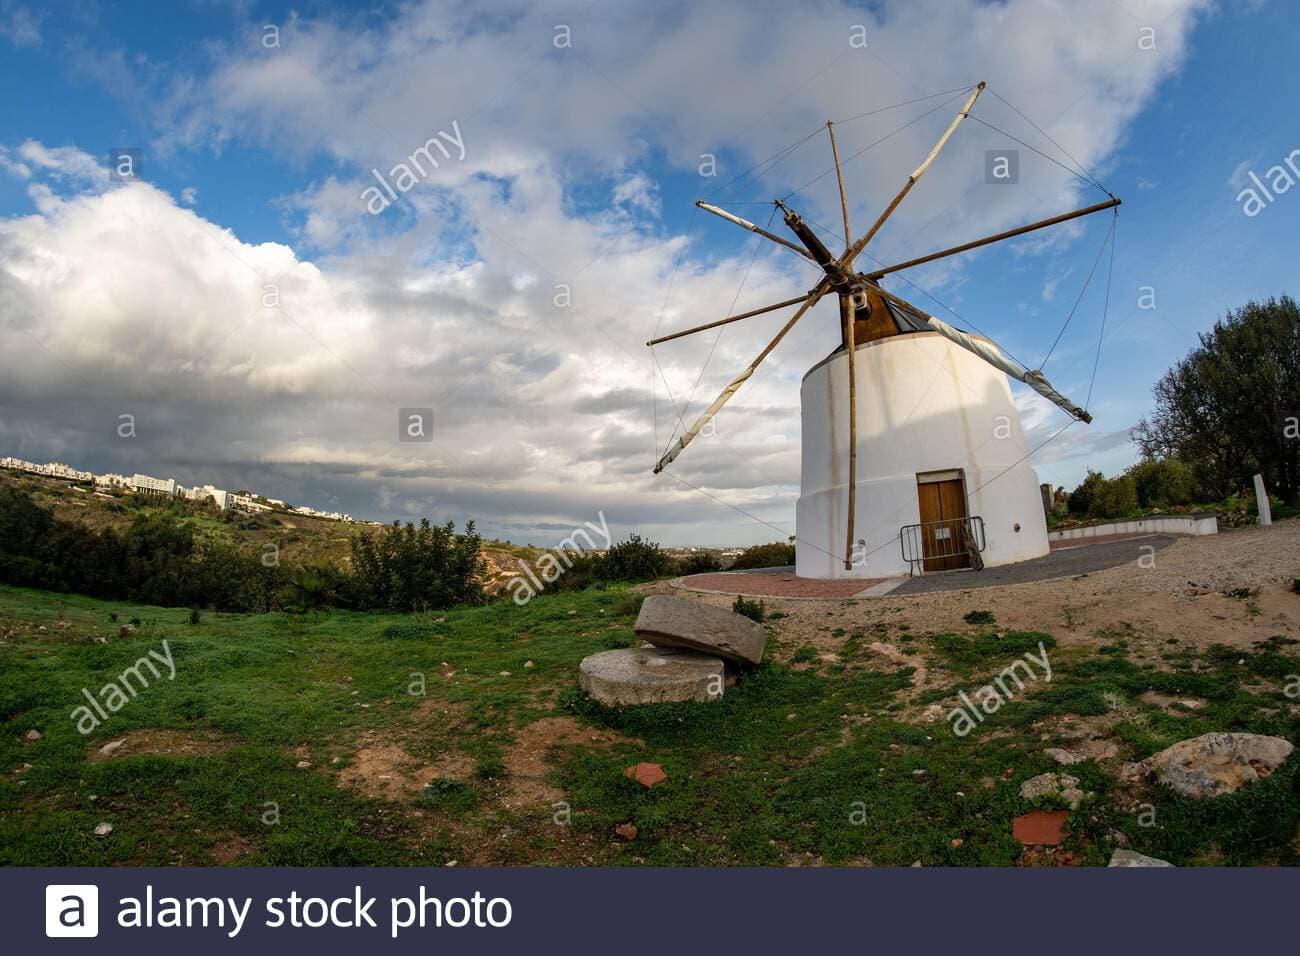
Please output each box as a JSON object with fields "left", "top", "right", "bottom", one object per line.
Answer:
{"left": 659, "top": 522, "right": 1300, "bottom": 655}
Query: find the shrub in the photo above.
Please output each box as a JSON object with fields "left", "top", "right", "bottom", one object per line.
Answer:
{"left": 188, "top": 608, "right": 203, "bottom": 625}
{"left": 348, "top": 518, "right": 485, "bottom": 611}
{"left": 597, "top": 534, "right": 672, "bottom": 582}
{"left": 730, "top": 542, "right": 796, "bottom": 570}
{"left": 681, "top": 552, "right": 723, "bottom": 575}
{"left": 963, "top": 610, "right": 996, "bottom": 626}
{"left": 1124, "top": 457, "right": 1200, "bottom": 509}
{"left": 1067, "top": 470, "right": 1105, "bottom": 516}
{"left": 1088, "top": 475, "right": 1139, "bottom": 519}
{"left": 732, "top": 595, "right": 766, "bottom": 623}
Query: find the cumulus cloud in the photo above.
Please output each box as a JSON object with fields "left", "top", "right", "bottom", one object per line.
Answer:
{"left": 0, "top": 0, "right": 1214, "bottom": 544}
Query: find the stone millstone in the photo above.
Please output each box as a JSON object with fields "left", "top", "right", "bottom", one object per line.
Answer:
{"left": 634, "top": 595, "right": 766, "bottom": 666}
{"left": 579, "top": 647, "right": 724, "bottom": 706}
{"left": 1144, "top": 732, "right": 1294, "bottom": 799}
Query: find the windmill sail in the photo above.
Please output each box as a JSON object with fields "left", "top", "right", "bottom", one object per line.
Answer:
{"left": 873, "top": 288, "right": 1093, "bottom": 423}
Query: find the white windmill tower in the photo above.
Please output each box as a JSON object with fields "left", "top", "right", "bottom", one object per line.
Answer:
{"left": 650, "top": 82, "right": 1120, "bottom": 579}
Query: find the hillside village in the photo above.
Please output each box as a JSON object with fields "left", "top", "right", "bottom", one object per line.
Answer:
{"left": 0, "top": 455, "right": 358, "bottom": 523}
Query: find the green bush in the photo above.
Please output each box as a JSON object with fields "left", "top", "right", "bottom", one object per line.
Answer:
{"left": 1124, "top": 457, "right": 1200, "bottom": 509}
{"left": 1067, "top": 470, "right": 1105, "bottom": 515}
{"left": 1087, "top": 475, "right": 1139, "bottom": 519}
{"left": 681, "top": 552, "right": 723, "bottom": 575}
{"left": 597, "top": 534, "right": 672, "bottom": 582}
{"left": 732, "top": 595, "right": 766, "bottom": 623}
{"left": 348, "top": 518, "right": 485, "bottom": 611}
{"left": 730, "top": 542, "right": 796, "bottom": 570}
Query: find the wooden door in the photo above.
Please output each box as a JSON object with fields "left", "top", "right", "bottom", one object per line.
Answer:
{"left": 917, "top": 477, "right": 970, "bottom": 572}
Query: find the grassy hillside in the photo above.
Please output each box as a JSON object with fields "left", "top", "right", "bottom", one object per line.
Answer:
{"left": 2, "top": 583, "right": 1298, "bottom": 866}
{"left": 0, "top": 469, "right": 546, "bottom": 592}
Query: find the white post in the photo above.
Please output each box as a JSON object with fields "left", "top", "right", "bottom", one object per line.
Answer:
{"left": 1253, "top": 473, "right": 1273, "bottom": 526}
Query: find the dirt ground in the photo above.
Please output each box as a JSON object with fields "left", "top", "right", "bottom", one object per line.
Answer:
{"left": 662, "top": 522, "right": 1300, "bottom": 658}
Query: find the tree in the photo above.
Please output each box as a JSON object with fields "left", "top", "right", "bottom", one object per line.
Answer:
{"left": 347, "top": 518, "right": 485, "bottom": 610}
{"left": 730, "top": 541, "right": 796, "bottom": 570}
{"left": 1132, "top": 296, "right": 1300, "bottom": 502}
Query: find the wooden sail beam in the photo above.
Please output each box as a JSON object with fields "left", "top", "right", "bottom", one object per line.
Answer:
{"left": 827, "top": 120, "right": 852, "bottom": 253}
{"left": 863, "top": 197, "right": 1121, "bottom": 280}
{"left": 844, "top": 82, "right": 985, "bottom": 268}
{"left": 646, "top": 293, "right": 813, "bottom": 347}
{"left": 694, "top": 201, "right": 816, "bottom": 263}
{"left": 654, "top": 279, "right": 833, "bottom": 474}
{"left": 840, "top": 293, "right": 858, "bottom": 570}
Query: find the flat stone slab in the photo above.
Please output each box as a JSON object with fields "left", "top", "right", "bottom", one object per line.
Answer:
{"left": 1143, "top": 732, "right": 1293, "bottom": 799}
{"left": 634, "top": 595, "right": 766, "bottom": 665}
{"left": 579, "top": 647, "right": 724, "bottom": 706}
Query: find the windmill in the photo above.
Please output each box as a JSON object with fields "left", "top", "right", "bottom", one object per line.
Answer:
{"left": 649, "top": 82, "right": 1120, "bottom": 578}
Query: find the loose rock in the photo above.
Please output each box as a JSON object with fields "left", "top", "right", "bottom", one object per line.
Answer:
{"left": 1108, "top": 849, "right": 1173, "bottom": 867}
{"left": 624, "top": 762, "right": 668, "bottom": 788}
{"left": 22, "top": 729, "right": 41, "bottom": 742}
{"left": 1019, "top": 772, "right": 1090, "bottom": 811}
{"left": 615, "top": 823, "right": 638, "bottom": 840}
{"left": 1044, "top": 747, "right": 1083, "bottom": 766}
{"left": 93, "top": 822, "right": 113, "bottom": 837}
{"left": 1142, "top": 732, "right": 1293, "bottom": 799}
{"left": 633, "top": 595, "right": 766, "bottom": 665}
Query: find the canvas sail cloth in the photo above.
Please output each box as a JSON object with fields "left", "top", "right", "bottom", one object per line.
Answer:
{"left": 873, "top": 289, "right": 1092, "bottom": 424}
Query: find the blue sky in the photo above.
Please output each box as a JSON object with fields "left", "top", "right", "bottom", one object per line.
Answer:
{"left": 0, "top": 0, "right": 1296, "bottom": 547}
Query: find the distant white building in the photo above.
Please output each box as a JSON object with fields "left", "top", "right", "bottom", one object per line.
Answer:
{"left": 128, "top": 474, "right": 176, "bottom": 497}
{"left": 94, "top": 473, "right": 130, "bottom": 491}
{"left": 230, "top": 493, "right": 271, "bottom": 514}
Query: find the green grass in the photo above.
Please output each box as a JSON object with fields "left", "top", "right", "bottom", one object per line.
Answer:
{"left": 1, "top": 584, "right": 1298, "bottom": 866}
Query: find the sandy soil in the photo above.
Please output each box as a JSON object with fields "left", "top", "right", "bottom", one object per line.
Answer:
{"left": 651, "top": 522, "right": 1300, "bottom": 657}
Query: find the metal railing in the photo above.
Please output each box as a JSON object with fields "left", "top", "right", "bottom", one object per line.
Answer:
{"left": 899, "top": 515, "right": 986, "bottom": 575}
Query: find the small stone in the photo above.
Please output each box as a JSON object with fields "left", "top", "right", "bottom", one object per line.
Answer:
{"left": 624, "top": 762, "right": 668, "bottom": 788}
{"left": 912, "top": 769, "right": 927, "bottom": 776}
{"left": 22, "top": 729, "right": 41, "bottom": 742}
{"left": 910, "top": 860, "right": 922, "bottom": 867}
{"left": 949, "top": 838, "right": 963, "bottom": 848}
{"left": 98, "top": 740, "right": 125, "bottom": 756}
{"left": 1019, "top": 772, "right": 1090, "bottom": 811}
{"left": 1045, "top": 747, "right": 1083, "bottom": 766}
{"left": 94, "top": 822, "right": 113, "bottom": 837}
{"left": 296, "top": 760, "right": 311, "bottom": 769}
{"left": 1108, "top": 849, "right": 1173, "bottom": 867}
{"left": 444, "top": 860, "right": 457, "bottom": 867}
{"left": 118, "top": 624, "right": 136, "bottom": 637}
{"left": 524, "top": 661, "right": 534, "bottom": 669}
{"left": 615, "top": 823, "right": 638, "bottom": 840}
{"left": 498, "top": 671, "right": 511, "bottom": 677}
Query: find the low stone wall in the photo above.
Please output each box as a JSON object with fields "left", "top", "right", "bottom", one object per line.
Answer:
{"left": 1048, "top": 513, "right": 1219, "bottom": 542}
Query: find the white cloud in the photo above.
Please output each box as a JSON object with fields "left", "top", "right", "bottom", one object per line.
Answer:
{"left": 0, "top": 0, "right": 1216, "bottom": 544}
{"left": 0, "top": 1, "right": 39, "bottom": 48}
